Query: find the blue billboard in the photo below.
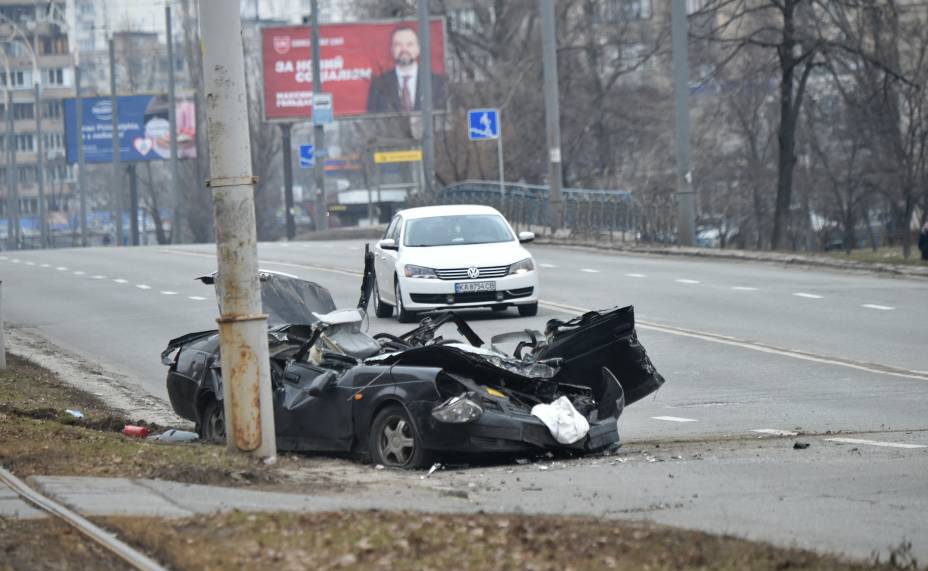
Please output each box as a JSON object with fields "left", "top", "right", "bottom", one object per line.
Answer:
{"left": 64, "top": 94, "right": 197, "bottom": 164}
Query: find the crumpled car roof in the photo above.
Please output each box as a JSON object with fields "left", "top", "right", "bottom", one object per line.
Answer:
{"left": 198, "top": 270, "right": 336, "bottom": 327}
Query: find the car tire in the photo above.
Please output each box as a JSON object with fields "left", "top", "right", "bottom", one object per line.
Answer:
{"left": 394, "top": 280, "right": 417, "bottom": 324}
{"left": 369, "top": 404, "right": 432, "bottom": 469}
{"left": 200, "top": 399, "right": 225, "bottom": 444}
{"left": 372, "top": 275, "right": 393, "bottom": 318}
{"left": 518, "top": 302, "right": 538, "bottom": 317}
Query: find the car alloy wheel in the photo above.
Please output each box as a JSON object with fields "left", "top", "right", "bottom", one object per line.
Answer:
{"left": 372, "top": 275, "right": 393, "bottom": 318}
{"left": 369, "top": 405, "right": 432, "bottom": 469}
{"left": 201, "top": 400, "right": 225, "bottom": 444}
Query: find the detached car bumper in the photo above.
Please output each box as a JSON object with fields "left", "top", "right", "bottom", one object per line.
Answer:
{"left": 398, "top": 272, "right": 539, "bottom": 310}
{"left": 407, "top": 401, "right": 618, "bottom": 454}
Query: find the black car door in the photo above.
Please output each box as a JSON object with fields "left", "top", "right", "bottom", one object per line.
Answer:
{"left": 275, "top": 361, "right": 354, "bottom": 451}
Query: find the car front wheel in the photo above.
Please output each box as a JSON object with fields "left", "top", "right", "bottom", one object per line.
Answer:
{"left": 518, "top": 302, "right": 538, "bottom": 317}
{"left": 369, "top": 404, "right": 431, "bottom": 469}
{"left": 372, "top": 275, "right": 393, "bottom": 318}
{"left": 394, "top": 280, "right": 417, "bottom": 323}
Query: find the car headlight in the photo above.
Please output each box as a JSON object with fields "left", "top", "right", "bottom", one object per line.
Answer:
{"left": 508, "top": 258, "right": 535, "bottom": 275}
{"left": 404, "top": 264, "right": 438, "bottom": 279}
{"left": 431, "top": 394, "right": 484, "bottom": 423}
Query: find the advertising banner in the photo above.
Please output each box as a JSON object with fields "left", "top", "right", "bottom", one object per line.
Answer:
{"left": 262, "top": 19, "right": 446, "bottom": 121}
{"left": 63, "top": 94, "right": 197, "bottom": 164}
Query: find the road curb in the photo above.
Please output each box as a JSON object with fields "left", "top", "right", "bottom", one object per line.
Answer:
{"left": 533, "top": 239, "right": 928, "bottom": 279}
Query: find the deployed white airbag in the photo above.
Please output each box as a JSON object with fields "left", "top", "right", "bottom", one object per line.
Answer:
{"left": 530, "top": 396, "right": 590, "bottom": 445}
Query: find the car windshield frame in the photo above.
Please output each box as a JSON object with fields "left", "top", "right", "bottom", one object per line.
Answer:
{"left": 403, "top": 214, "right": 516, "bottom": 247}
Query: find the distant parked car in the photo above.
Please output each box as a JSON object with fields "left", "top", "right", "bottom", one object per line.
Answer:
{"left": 371, "top": 205, "right": 538, "bottom": 322}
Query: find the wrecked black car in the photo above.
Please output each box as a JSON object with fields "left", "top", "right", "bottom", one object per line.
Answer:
{"left": 162, "top": 265, "right": 665, "bottom": 469}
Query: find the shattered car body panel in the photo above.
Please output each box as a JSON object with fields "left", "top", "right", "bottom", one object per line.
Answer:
{"left": 162, "top": 260, "right": 665, "bottom": 468}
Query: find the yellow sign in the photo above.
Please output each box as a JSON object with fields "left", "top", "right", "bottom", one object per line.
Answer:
{"left": 374, "top": 149, "right": 423, "bottom": 163}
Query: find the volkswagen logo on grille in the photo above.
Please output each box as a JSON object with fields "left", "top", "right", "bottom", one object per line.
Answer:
{"left": 467, "top": 266, "right": 480, "bottom": 279}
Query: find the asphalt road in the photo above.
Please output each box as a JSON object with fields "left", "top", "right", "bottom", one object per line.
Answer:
{"left": 2, "top": 240, "right": 927, "bottom": 559}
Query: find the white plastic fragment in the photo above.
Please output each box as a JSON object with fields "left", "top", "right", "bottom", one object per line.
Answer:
{"left": 420, "top": 463, "right": 442, "bottom": 479}
{"left": 375, "top": 464, "right": 385, "bottom": 470}
{"left": 530, "top": 396, "right": 590, "bottom": 445}
{"left": 65, "top": 409, "right": 84, "bottom": 419}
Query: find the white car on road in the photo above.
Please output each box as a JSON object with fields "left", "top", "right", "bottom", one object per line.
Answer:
{"left": 371, "top": 205, "right": 539, "bottom": 322}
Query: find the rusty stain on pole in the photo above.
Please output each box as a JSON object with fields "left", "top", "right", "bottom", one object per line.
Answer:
{"left": 199, "top": 2, "right": 276, "bottom": 458}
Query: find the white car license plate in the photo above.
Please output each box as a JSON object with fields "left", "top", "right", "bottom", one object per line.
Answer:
{"left": 455, "top": 281, "right": 496, "bottom": 293}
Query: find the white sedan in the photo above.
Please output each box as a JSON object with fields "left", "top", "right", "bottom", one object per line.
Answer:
{"left": 371, "top": 205, "right": 539, "bottom": 322}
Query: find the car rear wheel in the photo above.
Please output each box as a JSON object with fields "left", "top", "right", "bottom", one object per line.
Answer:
{"left": 369, "top": 405, "right": 431, "bottom": 469}
{"left": 394, "top": 280, "right": 417, "bottom": 323}
{"left": 200, "top": 400, "right": 225, "bottom": 444}
{"left": 518, "top": 302, "right": 538, "bottom": 317}
{"left": 372, "top": 275, "right": 393, "bottom": 318}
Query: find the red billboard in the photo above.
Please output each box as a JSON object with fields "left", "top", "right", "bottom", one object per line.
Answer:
{"left": 261, "top": 19, "right": 447, "bottom": 121}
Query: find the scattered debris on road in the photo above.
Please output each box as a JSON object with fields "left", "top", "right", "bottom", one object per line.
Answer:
{"left": 794, "top": 442, "right": 811, "bottom": 450}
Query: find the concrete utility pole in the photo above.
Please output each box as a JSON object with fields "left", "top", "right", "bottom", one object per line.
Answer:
{"left": 417, "top": 0, "right": 435, "bottom": 201}
{"left": 166, "top": 5, "right": 181, "bottom": 245}
{"left": 108, "top": 38, "right": 122, "bottom": 246}
{"left": 5, "top": 90, "right": 19, "bottom": 250}
{"left": 671, "top": 1, "right": 696, "bottom": 247}
{"left": 540, "top": 0, "right": 564, "bottom": 233}
{"left": 34, "top": 81, "right": 46, "bottom": 248}
{"left": 75, "top": 59, "right": 87, "bottom": 247}
{"left": 199, "top": 0, "right": 276, "bottom": 459}
{"left": 280, "top": 123, "right": 295, "bottom": 239}
{"left": 310, "top": 0, "right": 327, "bottom": 231}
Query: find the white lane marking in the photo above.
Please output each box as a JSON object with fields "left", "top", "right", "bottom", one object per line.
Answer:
{"left": 91, "top": 275, "right": 107, "bottom": 280}
{"left": 188, "top": 296, "right": 208, "bottom": 301}
{"left": 540, "top": 263, "right": 557, "bottom": 268}
{"left": 580, "top": 268, "right": 599, "bottom": 273}
{"left": 136, "top": 284, "right": 151, "bottom": 290}
{"left": 25, "top": 261, "right": 35, "bottom": 266}
{"left": 56, "top": 266, "right": 68, "bottom": 271}
{"left": 752, "top": 429, "right": 799, "bottom": 436}
{"left": 793, "top": 292, "right": 823, "bottom": 299}
{"left": 825, "top": 438, "right": 926, "bottom": 449}
{"left": 73, "top": 271, "right": 85, "bottom": 276}
{"left": 0, "top": 256, "right": 6, "bottom": 260}
{"left": 676, "top": 279, "right": 700, "bottom": 284}
{"left": 732, "top": 286, "right": 757, "bottom": 291}
{"left": 626, "top": 273, "right": 646, "bottom": 278}
{"left": 651, "top": 416, "right": 698, "bottom": 423}
{"left": 861, "top": 304, "right": 894, "bottom": 311}
{"left": 113, "top": 278, "right": 128, "bottom": 284}
{"left": 538, "top": 299, "right": 928, "bottom": 382}
{"left": 160, "top": 291, "right": 179, "bottom": 296}
{"left": 348, "top": 246, "right": 360, "bottom": 250}
{"left": 11, "top": 259, "right": 20, "bottom": 263}
{"left": 160, "top": 248, "right": 367, "bottom": 278}
{"left": 40, "top": 263, "right": 51, "bottom": 268}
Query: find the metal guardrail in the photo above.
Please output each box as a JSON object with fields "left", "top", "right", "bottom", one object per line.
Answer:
{"left": 408, "top": 180, "right": 677, "bottom": 243}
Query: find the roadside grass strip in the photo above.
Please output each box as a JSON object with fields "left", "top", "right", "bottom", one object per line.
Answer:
{"left": 824, "top": 438, "right": 926, "bottom": 449}
{"left": 651, "top": 416, "right": 698, "bottom": 423}
{"left": 752, "top": 429, "right": 799, "bottom": 436}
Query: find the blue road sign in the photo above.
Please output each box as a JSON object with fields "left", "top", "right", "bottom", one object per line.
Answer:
{"left": 468, "top": 108, "right": 500, "bottom": 141}
{"left": 299, "top": 144, "right": 314, "bottom": 168}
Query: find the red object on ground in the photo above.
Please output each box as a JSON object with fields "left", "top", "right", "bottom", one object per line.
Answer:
{"left": 122, "top": 425, "right": 150, "bottom": 438}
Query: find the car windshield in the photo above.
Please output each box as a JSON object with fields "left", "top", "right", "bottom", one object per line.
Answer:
{"left": 404, "top": 214, "right": 514, "bottom": 247}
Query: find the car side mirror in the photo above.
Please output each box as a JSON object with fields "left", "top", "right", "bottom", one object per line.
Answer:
{"left": 518, "top": 231, "right": 535, "bottom": 243}
{"left": 307, "top": 371, "right": 337, "bottom": 397}
{"left": 378, "top": 238, "right": 398, "bottom": 251}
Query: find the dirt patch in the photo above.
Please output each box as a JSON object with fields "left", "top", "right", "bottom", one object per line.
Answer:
{"left": 106, "top": 511, "right": 915, "bottom": 571}
{"left": 0, "top": 517, "right": 130, "bottom": 571}
{"left": 0, "top": 353, "right": 338, "bottom": 489}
